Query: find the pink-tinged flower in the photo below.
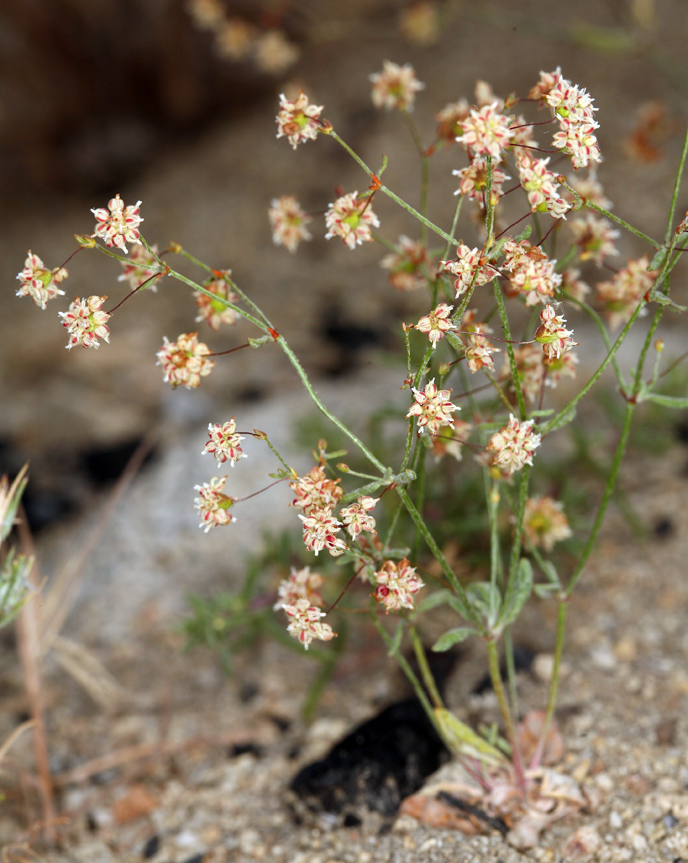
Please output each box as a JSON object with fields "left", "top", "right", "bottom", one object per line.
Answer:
{"left": 569, "top": 214, "right": 619, "bottom": 264}
{"left": 552, "top": 121, "right": 602, "bottom": 169}
{"left": 596, "top": 255, "right": 656, "bottom": 329}
{"left": 340, "top": 496, "right": 378, "bottom": 540}
{"left": 453, "top": 156, "right": 509, "bottom": 201}
{"left": 325, "top": 192, "right": 379, "bottom": 249}
{"left": 545, "top": 350, "right": 579, "bottom": 388}
{"left": 440, "top": 243, "right": 499, "bottom": 296}
{"left": 487, "top": 414, "right": 541, "bottom": 475}
{"left": 253, "top": 29, "right": 300, "bottom": 75}
{"left": 415, "top": 303, "right": 455, "bottom": 349}
{"left": 369, "top": 60, "right": 425, "bottom": 111}
{"left": 299, "top": 507, "right": 347, "bottom": 557}
{"left": 560, "top": 268, "right": 591, "bottom": 302}
{"left": 523, "top": 496, "right": 572, "bottom": 551}
{"left": 194, "top": 275, "right": 238, "bottom": 330}
{"left": 407, "top": 379, "right": 459, "bottom": 436}
{"left": 268, "top": 195, "right": 312, "bottom": 254}
{"left": 373, "top": 557, "right": 424, "bottom": 612}
{"left": 516, "top": 153, "right": 571, "bottom": 219}
{"left": 282, "top": 598, "right": 336, "bottom": 650}
{"left": 380, "top": 235, "right": 428, "bottom": 291}
{"left": 118, "top": 242, "right": 162, "bottom": 292}
{"left": 91, "top": 194, "right": 143, "bottom": 253}
{"left": 193, "top": 476, "right": 236, "bottom": 532}
{"left": 528, "top": 67, "right": 562, "bottom": 101}
{"left": 289, "top": 466, "right": 343, "bottom": 515}
{"left": 157, "top": 333, "right": 215, "bottom": 389}
{"left": 535, "top": 305, "right": 578, "bottom": 363}
{"left": 400, "top": 2, "right": 441, "bottom": 47}
{"left": 276, "top": 90, "right": 324, "bottom": 149}
{"left": 456, "top": 102, "right": 514, "bottom": 162}
{"left": 16, "top": 251, "right": 67, "bottom": 309}
{"left": 202, "top": 417, "right": 246, "bottom": 466}
{"left": 435, "top": 99, "right": 470, "bottom": 143}
{"left": 430, "top": 420, "right": 473, "bottom": 462}
{"left": 508, "top": 254, "right": 562, "bottom": 307}
{"left": 475, "top": 79, "right": 504, "bottom": 111}
{"left": 59, "top": 295, "right": 110, "bottom": 350}
{"left": 505, "top": 345, "right": 546, "bottom": 404}
{"left": 567, "top": 170, "right": 612, "bottom": 210}
{"left": 501, "top": 237, "right": 538, "bottom": 272}
{"left": 461, "top": 309, "right": 500, "bottom": 374}
{"left": 274, "top": 566, "right": 325, "bottom": 610}
{"left": 546, "top": 79, "right": 597, "bottom": 126}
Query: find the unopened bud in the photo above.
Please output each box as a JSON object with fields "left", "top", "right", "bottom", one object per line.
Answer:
{"left": 252, "top": 429, "right": 267, "bottom": 439}
{"left": 336, "top": 463, "right": 350, "bottom": 473}
{"left": 438, "top": 362, "right": 451, "bottom": 376}
{"left": 74, "top": 234, "right": 96, "bottom": 248}
{"left": 248, "top": 335, "right": 272, "bottom": 348}
{"left": 168, "top": 241, "right": 182, "bottom": 254}
{"left": 655, "top": 338, "right": 664, "bottom": 353}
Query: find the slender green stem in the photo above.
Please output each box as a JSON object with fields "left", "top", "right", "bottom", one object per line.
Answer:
{"left": 410, "top": 625, "right": 445, "bottom": 709}
{"left": 494, "top": 281, "right": 527, "bottom": 420}
{"left": 633, "top": 305, "right": 664, "bottom": 392}
{"left": 568, "top": 297, "right": 627, "bottom": 393}
{"left": 382, "top": 501, "right": 404, "bottom": 555}
{"left": 486, "top": 639, "right": 526, "bottom": 792}
{"left": 561, "top": 181, "right": 660, "bottom": 248}
{"left": 168, "top": 267, "right": 269, "bottom": 332}
{"left": 174, "top": 247, "right": 215, "bottom": 274}
{"left": 262, "top": 436, "right": 293, "bottom": 474}
{"left": 401, "top": 110, "right": 430, "bottom": 246}
{"left": 410, "top": 442, "right": 427, "bottom": 563}
{"left": 530, "top": 598, "right": 567, "bottom": 769}
{"left": 329, "top": 130, "right": 458, "bottom": 245}
{"left": 664, "top": 121, "right": 688, "bottom": 245}
{"left": 503, "top": 628, "right": 519, "bottom": 720}
{"left": 486, "top": 480, "right": 503, "bottom": 590}
{"left": 508, "top": 467, "right": 530, "bottom": 585}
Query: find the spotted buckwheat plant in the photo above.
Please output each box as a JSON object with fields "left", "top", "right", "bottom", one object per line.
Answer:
{"left": 20, "top": 63, "right": 688, "bottom": 850}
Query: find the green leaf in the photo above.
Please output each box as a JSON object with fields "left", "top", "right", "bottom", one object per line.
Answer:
{"left": 545, "top": 403, "right": 576, "bottom": 433}
{"left": 648, "top": 247, "right": 667, "bottom": 271}
{"left": 499, "top": 558, "right": 533, "bottom": 629}
{"left": 648, "top": 291, "right": 687, "bottom": 313}
{"left": 467, "top": 582, "right": 501, "bottom": 629}
{"left": 433, "top": 707, "right": 506, "bottom": 766}
{"left": 432, "top": 627, "right": 475, "bottom": 652}
{"left": 445, "top": 331, "right": 465, "bottom": 352}
{"left": 533, "top": 583, "right": 560, "bottom": 599}
{"left": 540, "top": 560, "right": 562, "bottom": 588}
{"left": 639, "top": 392, "right": 688, "bottom": 409}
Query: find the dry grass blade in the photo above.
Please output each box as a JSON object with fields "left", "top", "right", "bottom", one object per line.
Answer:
{"left": 0, "top": 720, "right": 34, "bottom": 766}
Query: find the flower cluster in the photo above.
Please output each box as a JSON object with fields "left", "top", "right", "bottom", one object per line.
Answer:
{"left": 193, "top": 476, "right": 236, "bottom": 532}
{"left": 569, "top": 214, "right": 619, "bottom": 265}
{"left": 502, "top": 240, "right": 562, "bottom": 307}
{"left": 276, "top": 91, "right": 324, "bottom": 149}
{"left": 453, "top": 156, "right": 509, "bottom": 202}
{"left": 16, "top": 252, "right": 68, "bottom": 309}
{"left": 488, "top": 414, "right": 541, "bottom": 474}
{"left": 407, "top": 379, "right": 459, "bottom": 436}
{"left": 535, "top": 305, "right": 578, "bottom": 363}
{"left": 282, "top": 598, "right": 335, "bottom": 649}
{"left": 457, "top": 102, "right": 514, "bottom": 162}
{"left": 440, "top": 244, "right": 498, "bottom": 296}
{"left": 523, "top": 496, "right": 572, "bottom": 551}
{"left": 274, "top": 566, "right": 325, "bottom": 610}
{"left": 415, "top": 303, "right": 455, "bottom": 349}
{"left": 373, "top": 558, "right": 424, "bottom": 612}
{"left": 299, "top": 507, "right": 347, "bottom": 557}
{"left": 430, "top": 420, "right": 473, "bottom": 462}
{"left": 91, "top": 194, "right": 143, "bottom": 253}
{"left": 369, "top": 60, "right": 425, "bottom": 111}
{"left": 340, "top": 496, "right": 378, "bottom": 540}
{"left": 157, "top": 333, "right": 215, "bottom": 389}
{"left": 596, "top": 256, "right": 656, "bottom": 329}
{"left": 269, "top": 195, "right": 312, "bottom": 253}
{"left": 325, "top": 192, "right": 379, "bottom": 249}
{"left": 59, "top": 295, "right": 110, "bottom": 350}
{"left": 118, "top": 243, "right": 162, "bottom": 291}
{"left": 202, "top": 418, "right": 246, "bottom": 467}
{"left": 535, "top": 70, "right": 602, "bottom": 169}
{"left": 516, "top": 153, "right": 571, "bottom": 220}
{"left": 194, "top": 275, "right": 238, "bottom": 330}
{"left": 461, "top": 309, "right": 500, "bottom": 374}
{"left": 435, "top": 99, "right": 470, "bottom": 144}
{"left": 380, "top": 235, "right": 428, "bottom": 291}
{"left": 289, "top": 466, "right": 342, "bottom": 515}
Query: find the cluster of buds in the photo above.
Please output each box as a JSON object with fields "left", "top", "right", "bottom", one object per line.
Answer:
{"left": 415, "top": 303, "right": 455, "bottom": 349}
{"left": 340, "top": 496, "right": 378, "bottom": 540}
{"left": 269, "top": 196, "right": 313, "bottom": 254}
{"left": 118, "top": 243, "right": 163, "bottom": 292}
{"left": 274, "top": 566, "right": 325, "bottom": 610}
{"left": 282, "top": 598, "right": 335, "bottom": 650}
{"left": 289, "top": 466, "right": 343, "bottom": 515}
{"left": 456, "top": 101, "right": 514, "bottom": 162}
{"left": 596, "top": 256, "right": 656, "bottom": 329}
{"left": 276, "top": 91, "right": 325, "bottom": 149}
{"left": 453, "top": 156, "right": 510, "bottom": 203}
{"left": 569, "top": 214, "right": 619, "bottom": 265}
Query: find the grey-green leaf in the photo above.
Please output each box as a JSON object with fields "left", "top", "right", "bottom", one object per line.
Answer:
{"left": 499, "top": 558, "right": 533, "bottom": 628}
{"left": 432, "top": 627, "right": 475, "bottom": 652}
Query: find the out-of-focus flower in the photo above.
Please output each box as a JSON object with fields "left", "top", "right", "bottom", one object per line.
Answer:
{"left": 325, "top": 192, "right": 379, "bottom": 249}
{"left": 380, "top": 235, "right": 428, "bottom": 291}
{"left": 118, "top": 243, "right": 162, "bottom": 292}
{"left": 475, "top": 80, "right": 504, "bottom": 111}
{"left": 430, "top": 420, "right": 473, "bottom": 462}
{"left": 340, "top": 496, "right": 378, "bottom": 540}
{"left": 274, "top": 566, "right": 325, "bottom": 610}
{"left": 569, "top": 214, "right": 619, "bottom": 265}
{"left": 535, "top": 305, "right": 578, "bottom": 363}
{"left": 193, "top": 476, "right": 235, "bottom": 532}
{"left": 435, "top": 99, "right": 470, "bottom": 143}
{"left": 186, "top": 0, "right": 225, "bottom": 30}
{"left": 299, "top": 507, "right": 347, "bottom": 557}
{"left": 215, "top": 18, "right": 257, "bottom": 60}
{"left": 59, "top": 295, "right": 110, "bottom": 350}
{"left": 157, "top": 333, "right": 215, "bottom": 388}
{"left": 545, "top": 350, "right": 578, "bottom": 388}
{"left": 269, "top": 195, "right": 312, "bottom": 254}
{"left": 289, "top": 466, "right": 342, "bottom": 515}
{"left": 194, "top": 275, "right": 238, "bottom": 330}
{"left": 487, "top": 414, "right": 541, "bottom": 474}
{"left": 399, "top": 1, "right": 440, "bottom": 46}
{"left": 373, "top": 558, "right": 424, "bottom": 612}
{"left": 407, "top": 379, "right": 459, "bottom": 436}
{"left": 254, "top": 30, "right": 300, "bottom": 74}
{"left": 596, "top": 255, "right": 656, "bottom": 329}
{"left": 415, "top": 303, "right": 455, "bottom": 349}
{"left": 440, "top": 243, "right": 499, "bottom": 296}
{"left": 276, "top": 91, "right": 324, "bottom": 149}
{"left": 91, "top": 194, "right": 143, "bottom": 253}
{"left": 369, "top": 60, "right": 425, "bottom": 111}
{"left": 528, "top": 68, "right": 562, "bottom": 101}
{"left": 506, "top": 344, "right": 546, "bottom": 404}
{"left": 461, "top": 309, "right": 500, "bottom": 374}
{"left": 282, "top": 597, "right": 335, "bottom": 649}
{"left": 567, "top": 170, "right": 612, "bottom": 210}
{"left": 453, "top": 156, "right": 509, "bottom": 202}
{"left": 560, "top": 268, "right": 591, "bottom": 302}
{"left": 16, "top": 251, "right": 67, "bottom": 309}
{"left": 457, "top": 102, "right": 514, "bottom": 162}
{"left": 202, "top": 418, "right": 246, "bottom": 466}
{"left": 523, "top": 496, "right": 572, "bottom": 551}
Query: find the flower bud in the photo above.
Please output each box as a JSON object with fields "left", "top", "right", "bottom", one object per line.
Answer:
{"left": 74, "top": 234, "right": 97, "bottom": 248}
